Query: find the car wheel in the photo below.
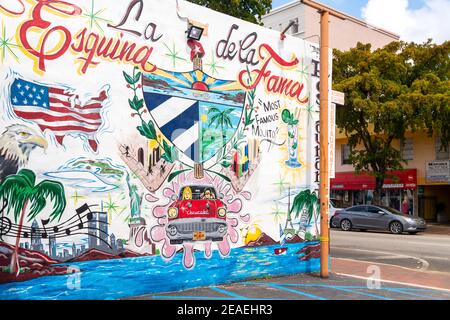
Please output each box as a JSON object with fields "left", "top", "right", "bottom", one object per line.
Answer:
{"left": 340, "top": 219, "right": 352, "bottom": 231}
{"left": 389, "top": 221, "right": 403, "bottom": 234}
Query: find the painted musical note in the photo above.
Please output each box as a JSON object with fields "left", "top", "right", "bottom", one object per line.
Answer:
{"left": 76, "top": 203, "right": 93, "bottom": 229}
{"left": 0, "top": 198, "right": 11, "bottom": 239}
{"left": 41, "top": 218, "right": 50, "bottom": 238}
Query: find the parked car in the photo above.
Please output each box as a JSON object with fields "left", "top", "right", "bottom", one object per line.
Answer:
{"left": 329, "top": 198, "right": 345, "bottom": 227}
{"left": 165, "top": 185, "right": 228, "bottom": 244}
{"left": 328, "top": 198, "right": 339, "bottom": 226}
{"left": 331, "top": 204, "right": 427, "bottom": 234}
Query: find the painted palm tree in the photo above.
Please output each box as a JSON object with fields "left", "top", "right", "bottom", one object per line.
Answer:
{"left": 289, "top": 189, "right": 320, "bottom": 239}
{"left": 207, "top": 107, "right": 234, "bottom": 147}
{"left": 0, "top": 169, "right": 66, "bottom": 276}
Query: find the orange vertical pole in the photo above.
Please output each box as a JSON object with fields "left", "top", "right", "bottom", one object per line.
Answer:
{"left": 319, "top": 10, "right": 330, "bottom": 279}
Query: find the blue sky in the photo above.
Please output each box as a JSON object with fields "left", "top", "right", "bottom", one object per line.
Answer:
{"left": 270, "top": 0, "right": 449, "bottom": 44}
{"left": 271, "top": 0, "right": 426, "bottom": 20}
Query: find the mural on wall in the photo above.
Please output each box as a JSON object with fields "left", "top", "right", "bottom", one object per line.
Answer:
{"left": 0, "top": 0, "right": 328, "bottom": 299}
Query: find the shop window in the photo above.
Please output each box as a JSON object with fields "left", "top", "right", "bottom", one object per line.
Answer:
{"left": 341, "top": 144, "right": 352, "bottom": 165}
{"left": 401, "top": 138, "right": 414, "bottom": 161}
{"left": 436, "top": 138, "right": 449, "bottom": 160}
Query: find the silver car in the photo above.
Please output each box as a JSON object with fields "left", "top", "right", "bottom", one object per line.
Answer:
{"left": 331, "top": 205, "right": 427, "bottom": 234}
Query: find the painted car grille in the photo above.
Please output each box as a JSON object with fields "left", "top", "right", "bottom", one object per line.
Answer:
{"left": 177, "top": 222, "right": 222, "bottom": 233}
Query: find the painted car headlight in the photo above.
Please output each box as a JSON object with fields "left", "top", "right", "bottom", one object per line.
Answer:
{"left": 218, "top": 207, "right": 227, "bottom": 217}
{"left": 168, "top": 207, "right": 178, "bottom": 219}
{"left": 218, "top": 224, "right": 227, "bottom": 234}
{"left": 168, "top": 226, "right": 177, "bottom": 236}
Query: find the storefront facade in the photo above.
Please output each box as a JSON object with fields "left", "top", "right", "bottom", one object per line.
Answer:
{"left": 333, "top": 133, "right": 450, "bottom": 222}
{"left": 331, "top": 169, "right": 418, "bottom": 216}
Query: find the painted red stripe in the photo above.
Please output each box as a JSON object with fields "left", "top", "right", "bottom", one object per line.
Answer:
{"left": 37, "top": 124, "right": 98, "bottom": 133}
{"left": 49, "top": 87, "right": 71, "bottom": 96}
{"left": 49, "top": 97, "right": 104, "bottom": 110}
{"left": 14, "top": 110, "right": 102, "bottom": 126}
{"left": 49, "top": 97, "right": 70, "bottom": 107}
{"left": 49, "top": 106, "right": 101, "bottom": 120}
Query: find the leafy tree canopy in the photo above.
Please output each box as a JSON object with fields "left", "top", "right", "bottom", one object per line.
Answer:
{"left": 333, "top": 40, "right": 450, "bottom": 200}
{"left": 187, "top": 0, "right": 272, "bottom": 25}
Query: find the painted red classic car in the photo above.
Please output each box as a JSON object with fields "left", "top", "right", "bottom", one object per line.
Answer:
{"left": 166, "top": 185, "right": 228, "bottom": 244}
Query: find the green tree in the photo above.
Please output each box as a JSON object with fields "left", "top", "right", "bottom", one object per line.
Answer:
{"left": 333, "top": 40, "right": 450, "bottom": 203}
{"left": 187, "top": 0, "right": 272, "bottom": 24}
{"left": 289, "top": 189, "right": 319, "bottom": 238}
{"left": 207, "top": 107, "right": 234, "bottom": 147}
{"left": 0, "top": 169, "right": 66, "bottom": 275}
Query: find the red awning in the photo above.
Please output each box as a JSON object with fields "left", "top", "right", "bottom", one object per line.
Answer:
{"left": 331, "top": 169, "right": 417, "bottom": 190}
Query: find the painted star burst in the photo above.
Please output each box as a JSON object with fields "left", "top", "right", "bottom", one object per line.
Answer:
{"left": 0, "top": 22, "right": 20, "bottom": 63}
{"left": 104, "top": 193, "right": 120, "bottom": 223}
{"left": 70, "top": 190, "right": 86, "bottom": 207}
{"left": 272, "top": 175, "right": 289, "bottom": 195}
{"left": 82, "top": 0, "right": 112, "bottom": 33}
{"left": 205, "top": 50, "right": 224, "bottom": 75}
{"left": 296, "top": 58, "right": 310, "bottom": 81}
{"left": 163, "top": 42, "right": 187, "bottom": 68}
{"left": 271, "top": 203, "right": 286, "bottom": 225}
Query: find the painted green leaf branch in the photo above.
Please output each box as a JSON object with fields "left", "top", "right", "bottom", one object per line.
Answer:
{"left": 123, "top": 67, "right": 179, "bottom": 165}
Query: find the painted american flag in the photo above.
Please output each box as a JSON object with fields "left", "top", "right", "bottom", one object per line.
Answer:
{"left": 9, "top": 78, "right": 107, "bottom": 152}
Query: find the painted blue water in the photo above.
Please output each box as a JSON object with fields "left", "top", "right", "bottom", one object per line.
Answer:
{"left": 0, "top": 242, "right": 319, "bottom": 300}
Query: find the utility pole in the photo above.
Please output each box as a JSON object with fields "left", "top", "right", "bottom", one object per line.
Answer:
{"left": 301, "top": 0, "right": 346, "bottom": 279}
{"left": 319, "top": 10, "right": 330, "bottom": 279}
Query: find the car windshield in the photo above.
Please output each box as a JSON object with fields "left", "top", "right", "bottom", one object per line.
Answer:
{"left": 330, "top": 199, "right": 346, "bottom": 208}
{"left": 180, "top": 186, "right": 217, "bottom": 200}
{"left": 377, "top": 205, "right": 407, "bottom": 216}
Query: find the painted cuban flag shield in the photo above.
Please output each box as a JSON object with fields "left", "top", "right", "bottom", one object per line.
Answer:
{"left": 142, "top": 68, "right": 245, "bottom": 163}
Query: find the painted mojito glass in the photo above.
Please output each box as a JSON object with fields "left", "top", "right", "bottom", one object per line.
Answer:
{"left": 282, "top": 109, "right": 302, "bottom": 168}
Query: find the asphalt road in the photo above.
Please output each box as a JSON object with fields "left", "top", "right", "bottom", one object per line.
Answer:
{"left": 330, "top": 228, "right": 450, "bottom": 273}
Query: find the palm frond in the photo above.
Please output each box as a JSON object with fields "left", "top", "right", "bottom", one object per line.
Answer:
{"left": 207, "top": 107, "right": 221, "bottom": 115}
{"left": 0, "top": 174, "right": 32, "bottom": 222}
{"left": 28, "top": 180, "right": 66, "bottom": 222}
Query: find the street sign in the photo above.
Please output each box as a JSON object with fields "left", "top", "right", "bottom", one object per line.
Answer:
{"left": 329, "top": 103, "right": 336, "bottom": 179}
{"left": 331, "top": 90, "right": 345, "bottom": 105}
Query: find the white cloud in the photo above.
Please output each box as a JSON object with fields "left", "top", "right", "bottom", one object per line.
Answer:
{"left": 362, "top": 0, "right": 450, "bottom": 44}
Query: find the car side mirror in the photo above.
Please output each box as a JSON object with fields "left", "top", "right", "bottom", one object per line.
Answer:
{"left": 378, "top": 211, "right": 386, "bottom": 215}
{"left": 171, "top": 194, "right": 178, "bottom": 201}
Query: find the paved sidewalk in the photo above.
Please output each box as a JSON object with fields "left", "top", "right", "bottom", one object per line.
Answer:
{"left": 128, "top": 268, "right": 450, "bottom": 300}
{"left": 332, "top": 257, "right": 450, "bottom": 291}
{"left": 426, "top": 223, "right": 450, "bottom": 235}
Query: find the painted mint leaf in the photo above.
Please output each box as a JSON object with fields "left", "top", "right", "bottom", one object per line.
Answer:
{"left": 134, "top": 71, "right": 142, "bottom": 83}
{"left": 281, "top": 109, "right": 292, "bottom": 124}
{"left": 221, "top": 161, "right": 231, "bottom": 168}
{"left": 129, "top": 98, "right": 138, "bottom": 111}
{"left": 133, "top": 96, "right": 144, "bottom": 111}
{"left": 168, "top": 169, "right": 190, "bottom": 182}
{"left": 123, "top": 71, "right": 135, "bottom": 85}
{"left": 161, "top": 153, "right": 172, "bottom": 163}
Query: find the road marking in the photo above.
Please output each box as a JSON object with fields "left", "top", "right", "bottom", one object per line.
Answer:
{"left": 151, "top": 295, "right": 239, "bottom": 300}
{"left": 263, "top": 283, "right": 327, "bottom": 300}
{"left": 382, "top": 288, "right": 445, "bottom": 300}
{"left": 405, "top": 241, "right": 450, "bottom": 247}
{"left": 209, "top": 286, "right": 248, "bottom": 300}
{"left": 331, "top": 247, "right": 430, "bottom": 271}
{"left": 325, "top": 286, "right": 393, "bottom": 300}
{"left": 335, "top": 273, "right": 450, "bottom": 293}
